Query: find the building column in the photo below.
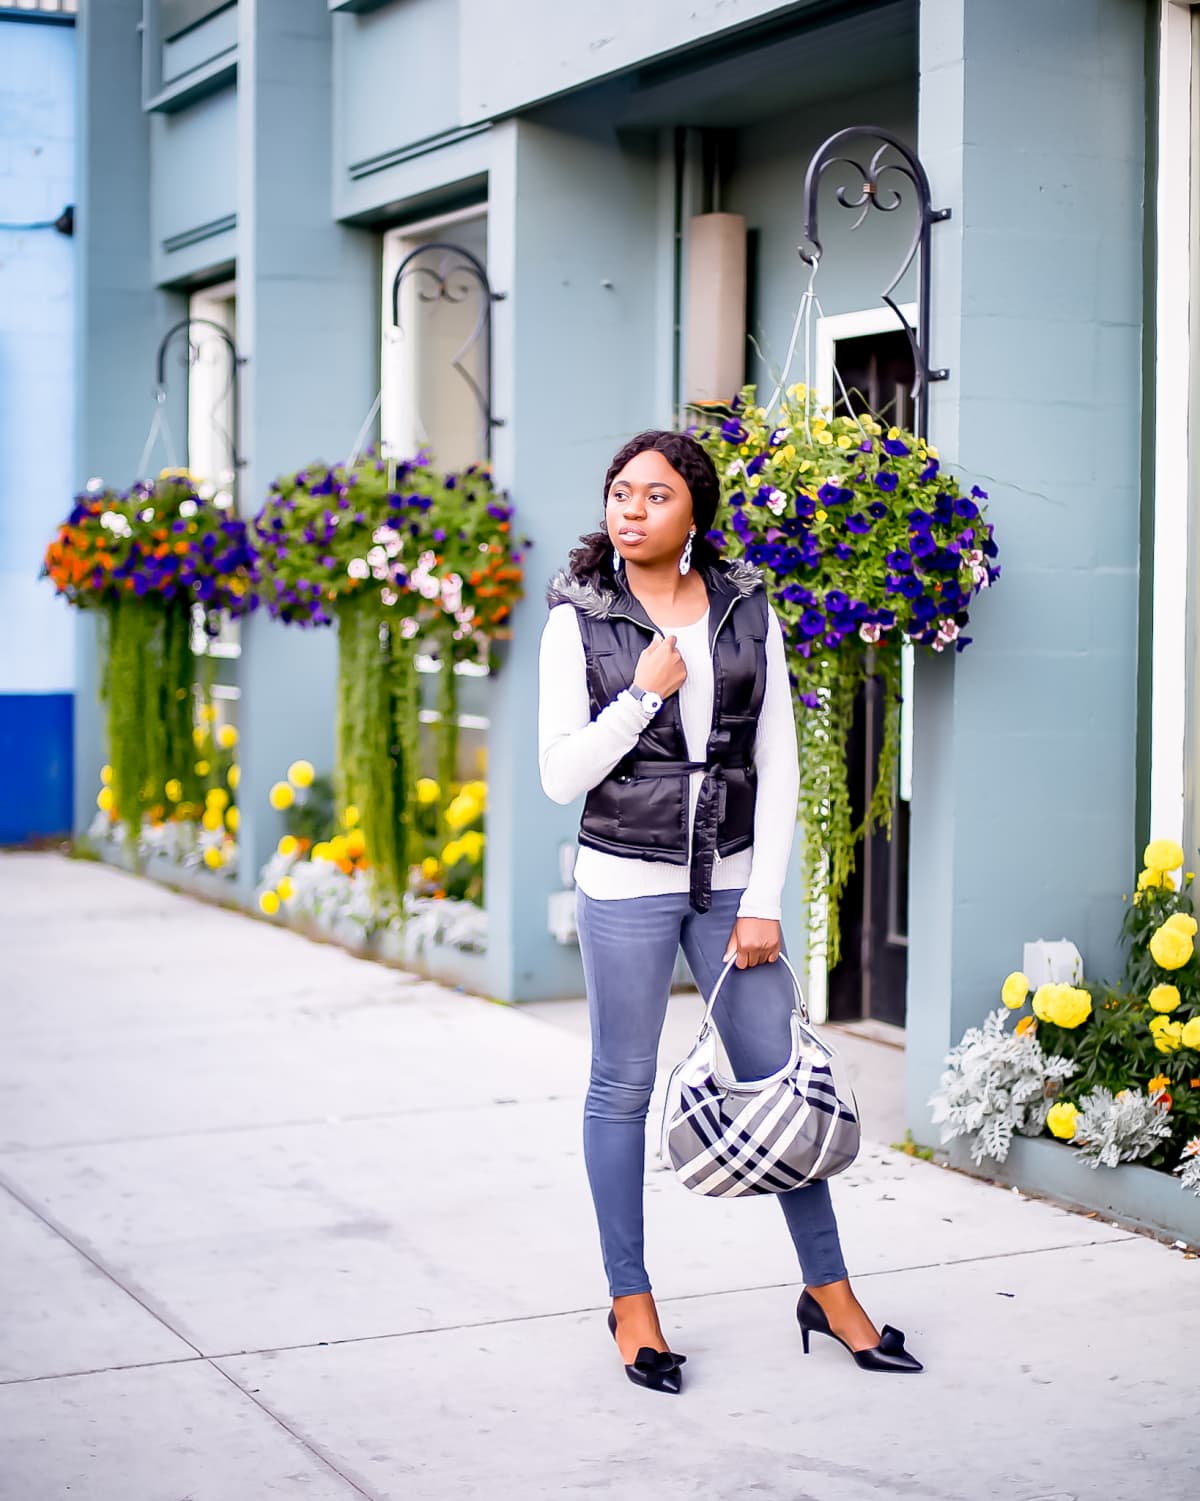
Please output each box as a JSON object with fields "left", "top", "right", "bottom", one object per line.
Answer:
{"left": 234, "top": 0, "right": 378, "bottom": 898}
{"left": 485, "top": 118, "right": 663, "bottom": 1001}
{"left": 74, "top": 0, "right": 185, "bottom": 832}
{"left": 906, "top": 0, "right": 1148, "bottom": 1132}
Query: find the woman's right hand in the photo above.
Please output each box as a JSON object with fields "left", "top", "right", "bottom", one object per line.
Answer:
{"left": 634, "top": 633, "right": 687, "bottom": 699}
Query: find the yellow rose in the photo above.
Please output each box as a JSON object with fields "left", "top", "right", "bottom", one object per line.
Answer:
{"left": 1144, "top": 839, "right": 1185, "bottom": 873}
{"left": 420, "top": 856, "right": 440, "bottom": 880}
{"left": 268, "top": 781, "right": 295, "bottom": 811}
{"left": 100, "top": 764, "right": 113, "bottom": 786}
{"left": 203, "top": 846, "right": 224, "bottom": 870}
{"left": 416, "top": 778, "right": 440, "bottom": 805}
{"left": 227, "top": 764, "right": 241, "bottom": 791}
{"left": 1149, "top": 984, "right": 1181, "bottom": 1013}
{"left": 277, "top": 834, "right": 299, "bottom": 858}
{"left": 217, "top": 724, "right": 238, "bottom": 750}
{"left": 276, "top": 876, "right": 294, "bottom": 901}
{"left": 1150, "top": 921, "right": 1195, "bottom": 971}
{"left": 1153, "top": 1020, "right": 1184, "bottom": 1054}
{"left": 1015, "top": 1015, "right": 1037, "bottom": 1037}
{"left": 1001, "top": 971, "right": 1030, "bottom": 1009}
{"left": 1046, "top": 1102, "right": 1079, "bottom": 1140}
{"left": 1182, "top": 1016, "right": 1200, "bottom": 1050}
{"left": 206, "top": 787, "right": 229, "bottom": 811}
{"left": 345, "top": 829, "right": 366, "bottom": 859}
{"left": 165, "top": 779, "right": 182, "bottom": 802}
{"left": 96, "top": 787, "right": 114, "bottom": 813}
{"left": 259, "top": 890, "right": 280, "bottom": 916}
{"left": 344, "top": 804, "right": 360, "bottom": 827}
{"left": 225, "top": 807, "right": 239, "bottom": 833}
{"left": 287, "top": 759, "right": 315, "bottom": 789}
{"left": 201, "top": 808, "right": 223, "bottom": 832}
{"left": 1165, "top": 912, "right": 1198, "bottom": 937}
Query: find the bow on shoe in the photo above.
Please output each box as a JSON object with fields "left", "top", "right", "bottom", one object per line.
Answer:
{"left": 632, "top": 1347, "right": 687, "bottom": 1375}
{"left": 877, "top": 1325, "right": 907, "bottom": 1354}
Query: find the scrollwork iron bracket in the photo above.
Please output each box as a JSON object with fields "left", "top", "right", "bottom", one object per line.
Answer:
{"left": 153, "top": 316, "right": 247, "bottom": 472}
{"left": 800, "top": 126, "right": 950, "bottom": 437}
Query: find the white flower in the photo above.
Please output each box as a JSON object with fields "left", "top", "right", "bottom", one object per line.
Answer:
{"left": 400, "top": 616, "right": 420, "bottom": 638}
{"left": 859, "top": 623, "right": 883, "bottom": 644}
{"left": 179, "top": 499, "right": 198, "bottom": 518}
{"left": 213, "top": 491, "right": 233, "bottom": 511}
{"left": 765, "top": 488, "right": 787, "bottom": 516}
{"left": 972, "top": 563, "right": 990, "bottom": 588}
{"left": 86, "top": 477, "right": 104, "bottom": 493}
{"left": 347, "top": 558, "right": 369, "bottom": 580}
{"left": 937, "top": 619, "right": 960, "bottom": 643}
{"left": 380, "top": 587, "right": 398, "bottom": 607}
{"left": 198, "top": 481, "right": 215, "bottom": 500}
{"left": 964, "top": 549, "right": 983, "bottom": 566}
{"left": 727, "top": 459, "right": 744, "bottom": 478}
{"left": 366, "top": 546, "right": 387, "bottom": 570}
{"left": 418, "top": 576, "right": 441, "bottom": 600}
{"left": 138, "top": 507, "right": 156, "bottom": 522}
{"left": 372, "top": 526, "right": 394, "bottom": 546}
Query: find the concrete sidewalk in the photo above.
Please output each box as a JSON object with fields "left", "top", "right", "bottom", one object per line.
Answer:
{"left": 0, "top": 853, "right": 1195, "bottom": 1500}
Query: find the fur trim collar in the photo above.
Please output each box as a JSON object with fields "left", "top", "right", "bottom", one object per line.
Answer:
{"left": 545, "top": 559, "right": 762, "bottom": 618}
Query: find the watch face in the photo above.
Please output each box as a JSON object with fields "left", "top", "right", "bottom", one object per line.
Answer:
{"left": 644, "top": 692, "right": 663, "bottom": 713}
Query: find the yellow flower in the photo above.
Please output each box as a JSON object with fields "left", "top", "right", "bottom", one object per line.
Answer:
{"left": 269, "top": 781, "right": 295, "bottom": 811}
{"left": 460, "top": 829, "right": 485, "bottom": 861}
{"left": 1182, "top": 1016, "right": 1200, "bottom": 1050}
{"left": 925, "top": 445, "right": 939, "bottom": 458}
{"left": 462, "top": 780, "right": 488, "bottom": 804}
{"left": 1164, "top": 912, "right": 1198, "bottom": 937}
{"left": 201, "top": 808, "right": 223, "bottom": 832}
{"left": 259, "top": 890, "right": 280, "bottom": 916}
{"left": 217, "top": 724, "right": 238, "bottom": 750}
{"left": 816, "top": 430, "right": 834, "bottom": 445}
{"left": 1148, "top": 1074, "right": 1171, "bottom": 1094}
{"left": 203, "top": 846, "right": 224, "bottom": 870}
{"left": 206, "top": 787, "right": 229, "bottom": 811}
{"left": 344, "top": 804, "right": 360, "bottom": 827}
{"left": 1001, "top": 971, "right": 1030, "bottom": 1009}
{"left": 836, "top": 434, "right": 852, "bottom": 449}
{"left": 1144, "top": 838, "right": 1185, "bottom": 873}
{"left": 165, "top": 779, "right": 183, "bottom": 803}
{"left": 312, "top": 841, "right": 333, "bottom": 861}
{"left": 1031, "top": 983, "right": 1092, "bottom": 1029}
{"left": 328, "top": 835, "right": 349, "bottom": 862}
{"left": 444, "top": 793, "right": 480, "bottom": 831}
{"left": 1046, "top": 1101, "right": 1079, "bottom": 1140}
{"left": 276, "top": 876, "right": 294, "bottom": 901}
{"left": 1149, "top": 921, "right": 1194, "bottom": 971}
{"left": 194, "top": 760, "right": 210, "bottom": 777}
{"left": 442, "top": 839, "right": 464, "bottom": 866}
{"left": 781, "top": 443, "right": 797, "bottom": 461}
{"left": 225, "top": 807, "right": 239, "bottom": 833}
{"left": 100, "top": 764, "right": 113, "bottom": 786}
{"left": 1015, "top": 1015, "right": 1037, "bottom": 1037}
{"left": 1153, "top": 1020, "right": 1185, "bottom": 1054}
{"left": 287, "top": 759, "right": 315, "bottom": 789}
{"left": 199, "top": 703, "right": 218, "bottom": 723}
{"left": 815, "top": 508, "right": 827, "bottom": 522}
{"left": 1149, "top": 984, "right": 1181, "bottom": 1013}
{"left": 227, "top": 764, "right": 240, "bottom": 791}
{"left": 345, "top": 829, "right": 366, "bottom": 859}
{"left": 192, "top": 727, "right": 208, "bottom": 749}
{"left": 416, "top": 778, "right": 440, "bottom": 805}
{"left": 96, "top": 787, "right": 114, "bottom": 813}
{"left": 1137, "top": 867, "right": 1172, "bottom": 892}
{"left": 277, "top": 834, "right": 299, "bottom": 858}
{"left": 420, "top": 856, "right": 440, "bottom": 880}
{"left": 887, "top": 426, "right": 901, "bottom": 440}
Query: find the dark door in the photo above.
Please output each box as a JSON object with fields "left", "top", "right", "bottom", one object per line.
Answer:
{"left": 825, "top": 328, "right": 914, "bottom": 1028}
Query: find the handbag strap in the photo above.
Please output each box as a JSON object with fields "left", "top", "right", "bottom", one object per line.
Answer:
{"left": 698, "top": 952, "right": 813, "bottom": 1036}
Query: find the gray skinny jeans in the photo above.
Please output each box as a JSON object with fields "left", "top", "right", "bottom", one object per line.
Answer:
{"left": 576, "top": 886, "right": 849, "bottom": 1297}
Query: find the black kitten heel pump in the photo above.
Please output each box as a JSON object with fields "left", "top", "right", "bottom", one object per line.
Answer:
{"left": 796, "top": 1288, "right": 923, "bottom": 1372}
{"left": 607, "top": 1309, "right": 686, "bottom": 1394}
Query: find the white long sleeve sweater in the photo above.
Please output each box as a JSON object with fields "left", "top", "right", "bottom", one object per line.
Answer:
{"left": 537, "top": 600, "right": 800, "bottom": 921}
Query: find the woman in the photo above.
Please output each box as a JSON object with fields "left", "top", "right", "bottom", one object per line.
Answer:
{"left": 537, "top": 429, "right": 923, "bottom": 1394}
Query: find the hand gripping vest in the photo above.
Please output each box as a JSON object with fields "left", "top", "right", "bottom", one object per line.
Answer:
{"left": 545, "top": 560, "right": 768, "bottom": 912}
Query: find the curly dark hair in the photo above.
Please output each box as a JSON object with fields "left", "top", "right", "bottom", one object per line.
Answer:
{"left": 567, "top": 429, "right": 723, "bottom": 585}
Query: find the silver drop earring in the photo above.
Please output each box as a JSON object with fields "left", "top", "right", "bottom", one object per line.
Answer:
{"left": 679, "top": 530, "right": 695, "bottom": 577}
{"left": 612, "top": 545, "right": 622, "bottom": 574}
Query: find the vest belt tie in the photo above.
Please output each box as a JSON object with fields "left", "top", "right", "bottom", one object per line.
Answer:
{"left": 624, "top": 756, "right": 750, "bottom": 914}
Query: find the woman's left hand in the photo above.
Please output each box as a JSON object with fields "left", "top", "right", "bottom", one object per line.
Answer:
{"left": 723, "top": 917, "right": 782, "bottom": 969}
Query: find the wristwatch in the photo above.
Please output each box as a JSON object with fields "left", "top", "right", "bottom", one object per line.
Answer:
{"left": 628, "top": 683, "right": 663, "bottom": 716}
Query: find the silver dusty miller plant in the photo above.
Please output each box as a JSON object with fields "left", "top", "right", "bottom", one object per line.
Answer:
{"left": 1072, "top": 1086, "right": 1175, "bottom": 1168}
{"left": 1175, "top": 1139, "right": 1200, "bottom": 1196}
{"left": 928, "top": 1007, "right": 1077, "bottom": 1165}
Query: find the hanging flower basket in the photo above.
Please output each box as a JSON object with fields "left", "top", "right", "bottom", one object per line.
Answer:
{"left": 252, "top": 449, "right": 524, "bottom": 910}
{"left": 696, "top": 385, "right": 1000, "bottom": 966}
{"left": 43, "top": 472, "right": 257, "bottom": 846}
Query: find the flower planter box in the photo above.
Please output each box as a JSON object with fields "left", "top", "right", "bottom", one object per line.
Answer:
{"left": 947, "top": 1135, "right": 1200, "bottom": 1245}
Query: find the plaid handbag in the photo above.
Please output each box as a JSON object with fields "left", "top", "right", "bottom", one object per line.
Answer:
{"left": 660, "top": 954, "right": 860, "bottom": 1197}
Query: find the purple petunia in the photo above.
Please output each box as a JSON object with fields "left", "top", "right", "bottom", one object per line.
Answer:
{"left": 874, "top": 470, "right": 900, "bottom": 493}
{"left": 844, "top": 514, "right": 872, "bottom": 535}
{"left": 721, "top": 419, "right": 748, "bottom": 444}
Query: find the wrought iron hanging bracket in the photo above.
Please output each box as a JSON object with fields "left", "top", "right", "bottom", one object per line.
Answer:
{"left": 390, "top": 241, "right": 505, "bottom": 460}
{"left": 799, "top": 126, "right": 950, "bottom": 436}
{"left": 153, "top": 316, "right": 247, "bottom": 472}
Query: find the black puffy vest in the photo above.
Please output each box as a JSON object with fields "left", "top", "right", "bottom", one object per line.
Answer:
{"left": 545, "top": 560, "right": 768, "bottom": 911}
